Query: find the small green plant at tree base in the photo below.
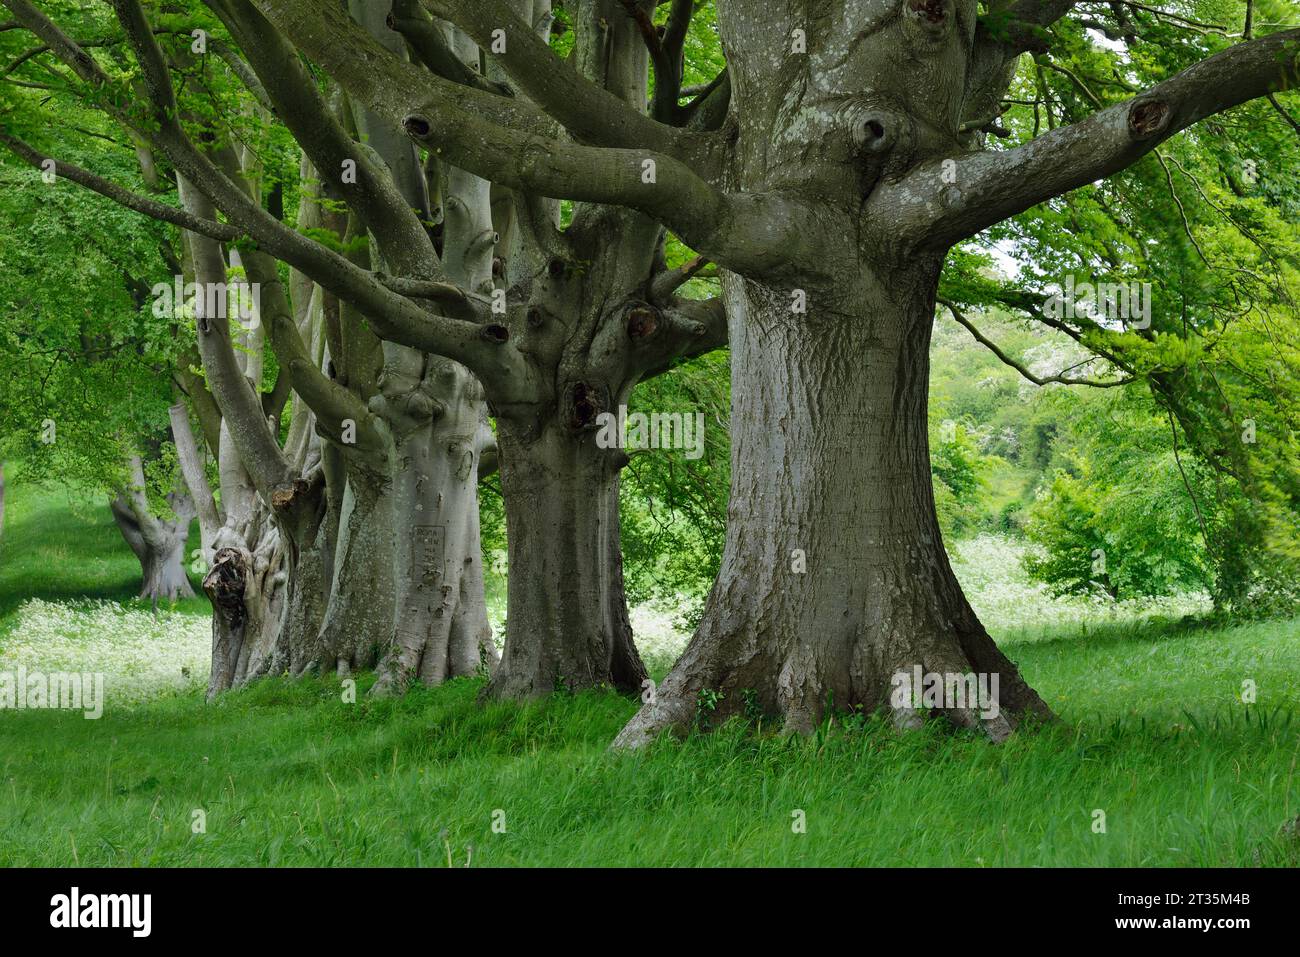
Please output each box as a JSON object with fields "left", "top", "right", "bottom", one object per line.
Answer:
{"left": 695, "top": 687, "right": 725, "bottom": 729}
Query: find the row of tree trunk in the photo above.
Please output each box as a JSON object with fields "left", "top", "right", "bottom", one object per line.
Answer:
{"left": 55, "top": 0, "right": 1057, "bottom": 745}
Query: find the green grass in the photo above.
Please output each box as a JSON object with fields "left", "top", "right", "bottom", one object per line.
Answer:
{"left": 1, "top": 477, "right": 1298, "bottom": 866}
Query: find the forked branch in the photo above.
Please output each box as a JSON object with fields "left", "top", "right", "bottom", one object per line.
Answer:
{"left": 940, "top": 299, "right": 1133, "bottom": 388}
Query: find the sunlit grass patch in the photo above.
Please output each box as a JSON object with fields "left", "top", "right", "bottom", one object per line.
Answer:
{"left": 0, "top": 598, "right": 209, "bottom": 708}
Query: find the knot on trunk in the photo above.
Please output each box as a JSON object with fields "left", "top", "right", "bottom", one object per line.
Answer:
{"left": 270, "top": 478, "right": 311, "bottom": 511}
{"left": 203, "top": 547, "right": 248, "bottom": 629}
{"left": 903, "top": 0, "right": 953, "bottom": 42}
{"left": 566, "top": 381, "right": 607, "bottom": 431}
{"left": 625, "top": 302, "right": 660, "bottom": 339}
{"left": 852, "top": 113, "right": 895, "bottom": 154}
{"left": 401, "top": 114, "right": 433, "bottom": 140}
{"left": 374, "top": 362, "right": 463, "bottom": 428}
{"left": 1128, "top": 99, "right": 1171, "bottom": 138}
{"left": 838, "top": 96, "right": 917, "bottom": 192}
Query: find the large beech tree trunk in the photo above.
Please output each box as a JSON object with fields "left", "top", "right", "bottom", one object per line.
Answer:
{"left": 315, "top": 464, "right": 394, "bottom": 674}
{"left": 202, "top": 410, "right": 289, "bottom": 697}
{"left": 204, "top": 531, "right": 280, "bottom": 696}
{"left": 364, "top": 356, "right": 499, "bottom": 692}
{"left": 615, "top": 267, "right": 1054, "bottom": 746}
{"left": 270, "top": 471, "right": 332, "bottom": 678}
{"left": 489, "top": 419, "right": 644, "bottom": 697}
{"left": 330, "top": 6, "right": 499, "bottom": 696}
{"left": 605, "top": 0, "right": 1070, "bottom": 746}
{"left": 373, "top": 363, "right": 497, "bottom": 692}
{"left": 178, "top": 184, "right": 298, "bottom": 698}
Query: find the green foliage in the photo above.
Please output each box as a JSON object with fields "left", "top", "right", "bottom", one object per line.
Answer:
{"left": 1018, "top": 381, "right": 1299, "bottom": 615}
{"left": 936, "top": 3, "right": 1300, "bottom": 616}
{"left": 0, "top": 151, "right": 179, "bottom": 500}
{"left": 929, "top": 414, "right": 1002, "bottom": 539}
{"left": 619, "top": 350, "right": 729, "bottom": 616}
{"left": 1021, "top": 389, "right": 1212, "bottom": 600}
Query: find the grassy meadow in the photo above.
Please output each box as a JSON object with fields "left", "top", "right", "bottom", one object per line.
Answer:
{"left": 1, "top": 473, "right": 1298, "bottom": 867}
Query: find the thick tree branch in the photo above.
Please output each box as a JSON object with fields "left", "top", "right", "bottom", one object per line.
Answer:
{"left": 977, "top": 0, "right": 1080, "bottom": 58}
{"left": 423, "top": 0, "right": 703, "bottom": 156}
{"left": 658, "top": 0, "right": 694, "bottom": 95}
{"left": 45, "top": 0, "right": 526, "bottom": 382}
{"left": 178, "top": 176, "right": 296, "bottom": 499}
{"left": 254, "top": 0, "right": 561, "bottom": 148}
{"left": 389, "top": 0, "right": 510, "bottom": 96}
{"left": 174, "top": 344, "right": 224, "bottom": 456}
{"left": 205, "top": 0, "right": 436, "bottom": 277}
{"left": 448, "top": 0, "right": 670, "bottom": 147}
{"left": 206, "top": 36, "right": 274, "bottom": 112}
{"left": 964, "top": 0, "right": 1080, "bottom": 131}
{"left": 650, "top": 254, "right": 710, "bottom": 303}
{"left": 681, "top": 68, "right": 731, "bottom": 132}
{"left": 890, "top": 28, "right": 1300, "bottom": 251}
{"left": 632, "top": 296, "right": 728, "bottom": 381}
{"left": 617, "top": 0, "right": 692, "bottom": 123}
{"left": 253, "top": 0, "right": 800, "bottom": 276}
{"left": 169, "top": 400, "right": 224, "bottom": 538}
{"left": 237, "top": 248, "right": 385, "bottom": 452}
{"left": 0, "top": 0, "right": 114, "bottom": 87}
{"left": 376, "top": 276, "right": 488, "bottom": 321}
{"left": 122, "top": 454, "right": 166, "bottom": 549}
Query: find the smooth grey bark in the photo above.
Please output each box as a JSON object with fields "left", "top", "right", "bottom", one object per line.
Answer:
{"left": 177, "top": 180, "right": 294, "bottom": 697}
{"left": 369, "top": 356, "right": 498, "bottom": 692}
{"left": 169, "top": 401, "right": 222, "bottom": 560}
{"left": 388, "top": 0, "right": 720, "bottom": 699}
{"left": 269, "top": 469, "right": 332, "bottom": 678}
{"left": 484, "top": 205, "right": 705, "bottom": 698}
{"left": 480, "top": 2, "right": 725, "bottom": 698}
{"left": 214, "top": 243, "right": 346, "bottom": 690}
{"left": 202, "top": 416, "right": 287, "bottom": 697}
{"left": 266, "top": 169, "right": 378, "bottom": 680}
{"left": 343, "top": 7, "right": 500, "bottom": 694}
{"left": 109, "top": 453, "right": 196, "bottom": 602}
{"left": 206, "top": 0, "right": 712, "bottom": 701}
{"left": 317, "top": 460, "right": 394, "bottom": 674}
{"left": 180, "top": 125, "right": 358, "bottom": 695}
